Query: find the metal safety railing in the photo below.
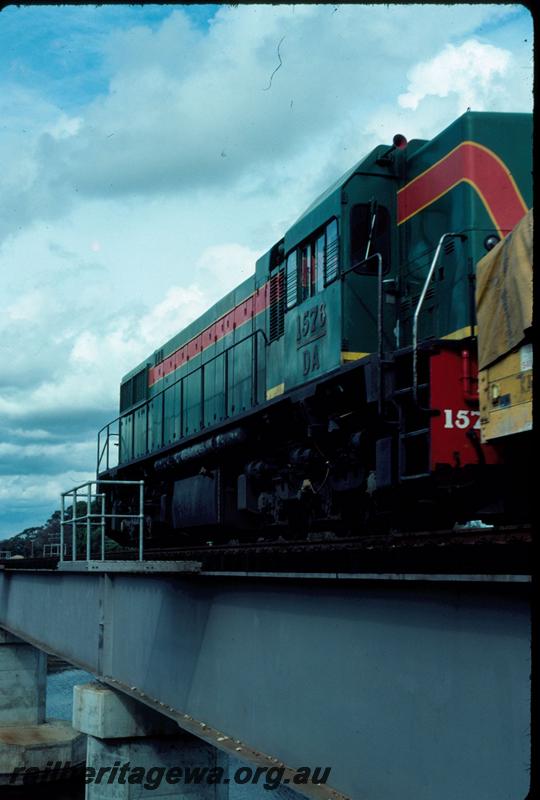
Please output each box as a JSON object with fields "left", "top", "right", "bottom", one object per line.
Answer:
{"left": 97, "top": 328, "right": 268, "bottom": 475}
{"left": 43, "top": 543, "right": 67, "bottom": 557}
{"left": 60, "top": 480, "right": 145, "bottom": 562}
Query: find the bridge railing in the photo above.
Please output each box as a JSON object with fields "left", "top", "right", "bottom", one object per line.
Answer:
{"left": 60, "top": 479, "right": 145, "bottom": 562}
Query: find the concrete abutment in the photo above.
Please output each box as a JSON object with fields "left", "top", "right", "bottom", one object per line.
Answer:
{"left": 73, "top": 682, "right": 229, "bottom": 799}
{"left": 0, "top": 628, "right": 85, "bottom": 784}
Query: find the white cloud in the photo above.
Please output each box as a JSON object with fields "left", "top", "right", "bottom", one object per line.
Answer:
{"left": 0, "top": 240, "right": 258, "bottom": 426}
{"left": 45, "top": 113, "right": 83, "bottom": 140}
{"left": 138, "top": 285, "right": 207, "bottom": 347}
{"left": 7, "top": 428, "right": 55, "bottom": 440}
{"left": 194, "top": 243, "right": 262, "bottom": 297}
{"left": 6, "top": 289, "right": 56, "bottom": 321}
{"left": 0, "top": 472, "right": 93, "bottom": 504}
{"left": 398, "top": 39, "right": 512, "bottom": 112}
{"left": 0, "top": 440, "right": 94, "bottom": 462}
{"left": 70, "top": 330, "right": 100, "bottom": 365}
{"left": 1, "top": 5, "right": 527, "bottom": 246}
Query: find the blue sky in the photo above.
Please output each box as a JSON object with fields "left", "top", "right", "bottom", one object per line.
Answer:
{"left": 1, "top": 5, "right": 220, "bottom": 109}
{"left": 0, "top": 4, "right": 533, "bottom": 537}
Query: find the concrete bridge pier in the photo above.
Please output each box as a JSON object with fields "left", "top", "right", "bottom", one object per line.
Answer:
{"left": 73, "top": 682, "right": 229, "bottom": 799}
{"left": 0, "top": 628, "right": 85, "bottom": 785}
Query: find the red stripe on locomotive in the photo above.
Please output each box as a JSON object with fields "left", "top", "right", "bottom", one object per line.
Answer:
{"left": 398, "top": 142, "right": 527, "bottom": 236}
{"left": 148, "top": 280, "right": 273, "bottom": 387}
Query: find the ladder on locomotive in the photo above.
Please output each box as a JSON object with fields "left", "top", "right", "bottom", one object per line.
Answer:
{"left": 381, "top": 233, "right": 467, "bottom": 481}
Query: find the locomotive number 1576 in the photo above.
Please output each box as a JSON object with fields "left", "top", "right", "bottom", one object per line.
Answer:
{"left": 296, "top": 303, "right": 327, "bottom": 377}
{"left": 296, "top": 303, "right": 327, "bottom": 345}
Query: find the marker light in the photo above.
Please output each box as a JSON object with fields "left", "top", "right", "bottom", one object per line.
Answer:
{"left": 392, "top": 134, "right": 408, "bottom": 150}
{"left": 484, "top": 234, "right": 500, "bottom": 251}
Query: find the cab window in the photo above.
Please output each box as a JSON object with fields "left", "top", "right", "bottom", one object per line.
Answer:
{"left": 350, "top": 204, "right": 390, "bottom": 274}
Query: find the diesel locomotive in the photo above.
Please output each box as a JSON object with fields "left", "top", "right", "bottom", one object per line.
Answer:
{"left": 96, "top": 111, "right": 532, "bottom": 543}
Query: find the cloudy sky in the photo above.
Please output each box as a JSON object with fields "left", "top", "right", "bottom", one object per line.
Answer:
{"left": 0, "top": 4, "right": 533, "bottom": 538}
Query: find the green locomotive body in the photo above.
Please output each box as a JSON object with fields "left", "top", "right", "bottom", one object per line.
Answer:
{"left": 98, "top": 111, "right": 532, "bottom": 539}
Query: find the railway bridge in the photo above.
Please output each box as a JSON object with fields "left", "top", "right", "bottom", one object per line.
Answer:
{"left": 0, "top": 530, "right": 532, "bottom": 800}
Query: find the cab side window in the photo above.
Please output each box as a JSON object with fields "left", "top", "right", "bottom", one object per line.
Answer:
{"left": 350, "top": 204, "right": 390, "bottom": 274}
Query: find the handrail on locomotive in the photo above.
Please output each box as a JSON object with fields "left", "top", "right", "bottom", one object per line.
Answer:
{"left": 412, "top": 232, "right": 467, "bottom": 406}
{"left": 97, "top": 328, "right": 269, "bottom": 475}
